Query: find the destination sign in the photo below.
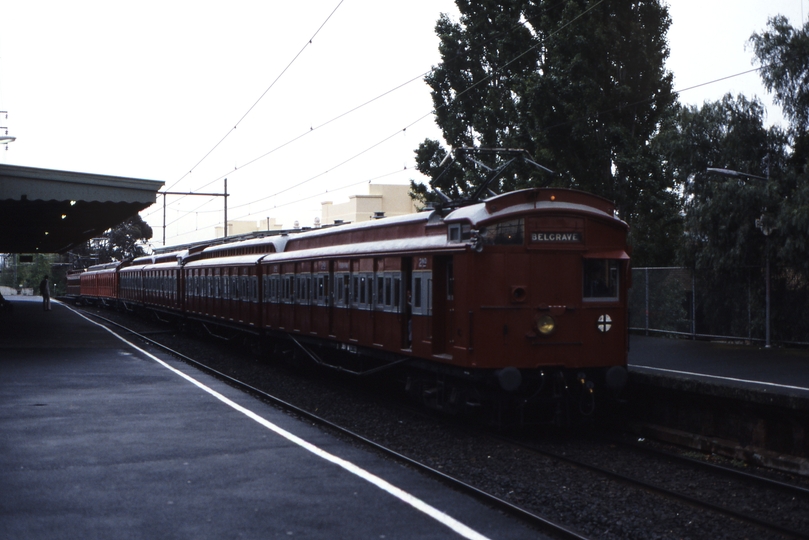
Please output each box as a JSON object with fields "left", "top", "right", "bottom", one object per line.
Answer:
{"left": 530, "top": 232, "right": 582, "bottom": 243}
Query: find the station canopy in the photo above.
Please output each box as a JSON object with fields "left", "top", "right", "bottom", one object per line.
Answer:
{"left": 0, "top": 164, "right": 164, "bottom": 254}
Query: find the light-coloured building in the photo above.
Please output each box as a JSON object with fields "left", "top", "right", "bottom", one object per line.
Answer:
{"left": 214, "top": 217, "right": 283, "bottom": 238}
{"left": 321, "top": 184, "right": 418, "bottom": 225}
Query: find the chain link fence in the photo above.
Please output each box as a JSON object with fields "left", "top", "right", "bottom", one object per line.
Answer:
{"left": 629, "top": 267, "right": 809, "bottom": 346}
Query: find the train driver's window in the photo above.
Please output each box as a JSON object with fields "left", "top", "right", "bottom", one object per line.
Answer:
{"left": 583, "top": 259, "right": 619, "bottom": 300}
{"left": 480, "top": 218, "right": 524, "bottom": 245}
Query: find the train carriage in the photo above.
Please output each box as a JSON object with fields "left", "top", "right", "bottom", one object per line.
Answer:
{"left": 119, "top": 255, "right": 151, "bottom": 305}
{"left": 182, "top": 254, "right": 265, "bottom": 329}
{"left": 76, "top": 186, "right": 630, "bottom": 425}
{"left": 80, "top": 262, "right": 122, "bottom": 302}
{"left": 433, "top": 188, "right": 630, "bottom": 415}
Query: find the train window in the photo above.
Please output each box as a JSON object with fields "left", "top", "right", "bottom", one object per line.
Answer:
{"left": 393, "top": 276, "right": 401, "bottom": 312}
{"left": 251, "top": 276, "right": 258, "bottom": 303}
{"left": 334, "top": 274, "right": 344, "bottom": 306}
{"left": 283, "top": 275, "right": 294, "bottom": 304}
{"left": 412, "top": 271, "right": 433, "bottom": 316}
{"left": 351, "top": 276, "right": 360, "bottom": 307}
{"left": 583, "top": 259, "right": 619, "bottom": 301}
{"left": 385, "top": 277, "right": 392, "bottom": 308}
{"left": 479, "top": 218, "right": 524, "bottom": 245}
{"left": 298, "top": 275, "right": 310, "bottom": 305}
{"left": 315, "top": 274, "right": 328, "bottom": 306}
{"left": 375, "top": 276, "right": 384, "bottom": 310}
{"left": 335, "top": 274, "right": 349, "bottom": 307}
{"left": 448, "top": 224, "right": 461, "bottom": 243}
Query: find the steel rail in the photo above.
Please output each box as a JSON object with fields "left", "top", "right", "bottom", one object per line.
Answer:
{"left": 614, "top": 437, "right": 809, "bottom": 499}
{"left": 491, "top": 433, "right": 809, "bottom": 540}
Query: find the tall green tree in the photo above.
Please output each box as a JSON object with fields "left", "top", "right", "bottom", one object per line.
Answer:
{"left": 749, "top": 16, "right": 809, "bottom": 134}
{"left": 70, "top": 214, "right": 153, "bottom": 268}
{"left": 414, "top": 0, "right": 681, "bottom": 265}
{"left": 100, "top": 214, "right": 153, "bottom": 262}
{"left": 654, "top": 94, "right": 790, "bottom": 339}
{"left": 750, "top": 16, "right": 809, "bottom": 274}
{"left": 656, "top": 95, "right": 787, "bottom": 271}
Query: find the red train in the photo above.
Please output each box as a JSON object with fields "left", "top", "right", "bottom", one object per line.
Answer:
{"left": 76, "top": 187, "right": 630, "bottom": 425}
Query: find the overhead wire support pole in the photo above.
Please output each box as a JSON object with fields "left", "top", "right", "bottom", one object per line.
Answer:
{"left": 706, "top": 166, "right": 774, "bottom": 347}
{"left": 159, "top": 177, "right": 229, "bottom": 246}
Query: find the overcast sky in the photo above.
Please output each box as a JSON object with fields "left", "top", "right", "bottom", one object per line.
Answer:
{"left": 1, "top": 1, "right": 806, "bottom": 248}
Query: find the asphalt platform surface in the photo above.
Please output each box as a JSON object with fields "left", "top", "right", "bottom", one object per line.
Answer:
{"left": 628, "top": 333, "right": 809, "bottom": 400}
{"left": 0, "top": 297, "right": 544, "bottom": 540}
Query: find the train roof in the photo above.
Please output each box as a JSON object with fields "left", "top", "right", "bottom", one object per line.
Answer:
{"left": 198, "top": 235, "right": 289, "bottom": 257}
{"left": 183, "top": 234, "right": 464, "bottom": 269}
{"left": 164, "top": 188, "right": 626, "bottom": 265}
{"left": 445, "top": 188, "right": 625, "bottom": 227}
{"left": 85, "top": 261, "right": 123, "bottom": 272}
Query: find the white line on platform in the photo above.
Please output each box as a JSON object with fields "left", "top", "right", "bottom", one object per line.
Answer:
{"left": 68, "top": 306, "right": 492, "bottom": 540}
{"left": 629, "top": 365, "right": 809, "bottom": 392}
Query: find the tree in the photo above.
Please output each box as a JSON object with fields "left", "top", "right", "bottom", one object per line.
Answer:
{"left": 749, "top": 16, "right": 809, "bottom": 134}
{"left": 656, "top": 95, "right": 788, "bottom": 271}
{"left": 656, "top": 94, "right": 793, "bottom": 340}
{"left": 100, "top": 214, "right": 153, "bottom": 262}
{"left": 70, "top": 214, "right": 153, "bottom": 268}
{"left": 749, "top": 17, "right": 809, "bottom": 274}
{"left": 414, "top": 0, "right": 681, "bottom": 265}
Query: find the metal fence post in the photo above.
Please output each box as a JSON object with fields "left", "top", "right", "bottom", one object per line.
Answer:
{"left": 645, "top": 267, "right": 649, "bottom": 336}
{"left": 692, "top": 270, "right": 696, "bottom": 340}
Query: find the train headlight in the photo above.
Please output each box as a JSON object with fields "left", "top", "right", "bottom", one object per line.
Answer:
{"left": 535, "top": 315, "right": 556, "bottom": 336}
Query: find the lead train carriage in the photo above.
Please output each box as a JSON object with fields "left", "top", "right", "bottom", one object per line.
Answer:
{"left": 78, "top": 188, "right": 630, "bottom": 424}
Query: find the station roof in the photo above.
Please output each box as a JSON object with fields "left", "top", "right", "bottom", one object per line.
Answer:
{"left": 0, "top": 164, "right": 164, "bottom": 254}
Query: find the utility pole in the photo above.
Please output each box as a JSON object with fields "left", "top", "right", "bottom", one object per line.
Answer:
{"left": 159, "top": 178, "right": 229, "bottom": 246}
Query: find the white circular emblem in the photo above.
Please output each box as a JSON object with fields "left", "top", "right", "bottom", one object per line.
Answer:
{"left": 597, "top": 314, "right": 612, "bottom": 333}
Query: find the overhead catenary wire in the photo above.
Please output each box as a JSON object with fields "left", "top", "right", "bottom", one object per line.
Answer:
{"left": 151, "top": 0, "right": 573, "bottom": 223}
{"left": 156, "top": 0, "right": 607, "bottom": 226}
{"left": 164, "top": 0, "right": 345, "bottom": 195}
{"left": 155, "top": 1, "right": 772, "bottom": 245}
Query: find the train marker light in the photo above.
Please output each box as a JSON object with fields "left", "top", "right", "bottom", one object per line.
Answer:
{"left": 597, "top": 314, "right": 612, "bottom": 332}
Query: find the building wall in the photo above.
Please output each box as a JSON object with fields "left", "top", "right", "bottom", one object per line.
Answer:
{"left": 321, "top": 184, "right": 418, "bottom": 225}
{"left": 214, "top": 218, "right": 283, "bottom": 238}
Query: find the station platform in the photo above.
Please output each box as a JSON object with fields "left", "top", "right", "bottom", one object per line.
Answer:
{"left": 0, "top": 297, "right": 541, "bottom": 540}
{"left": 628, "top": 333, "right": 809, "bottom": 403}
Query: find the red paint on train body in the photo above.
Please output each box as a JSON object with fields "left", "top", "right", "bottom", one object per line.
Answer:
{"left": 77, "top": 188, "right": 630, "bottom": 423}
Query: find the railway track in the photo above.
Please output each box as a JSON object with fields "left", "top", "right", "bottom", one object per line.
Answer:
{"left": 493, "top": 433, "right": 809, "bottom": 539}
{"left": 75, "top": 304, "right": 809, "bottom": 539}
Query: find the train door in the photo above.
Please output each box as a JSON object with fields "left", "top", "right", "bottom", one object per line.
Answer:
{"left": 401, "top": 257, "right": 412, "bottom": 349}
{"left": 411, "top": 256, "right": 432, "bottom": 350}
{"left": 372, "top": 258, "right": 385, "bottom": 346}
{"left": 432, "top": 255, "right": 454, "bottom": 355}
{"left": 327, "top": 260, "right": 336, "bottom": 337}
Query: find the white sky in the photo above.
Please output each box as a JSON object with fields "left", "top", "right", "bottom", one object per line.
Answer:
{"left": 1, "top": 0, "right": 806, "bottom": 248}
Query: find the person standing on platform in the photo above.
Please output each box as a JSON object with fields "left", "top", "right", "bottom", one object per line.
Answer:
{"left": 39, "top": 275, "right": 51, "bottom": 311}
